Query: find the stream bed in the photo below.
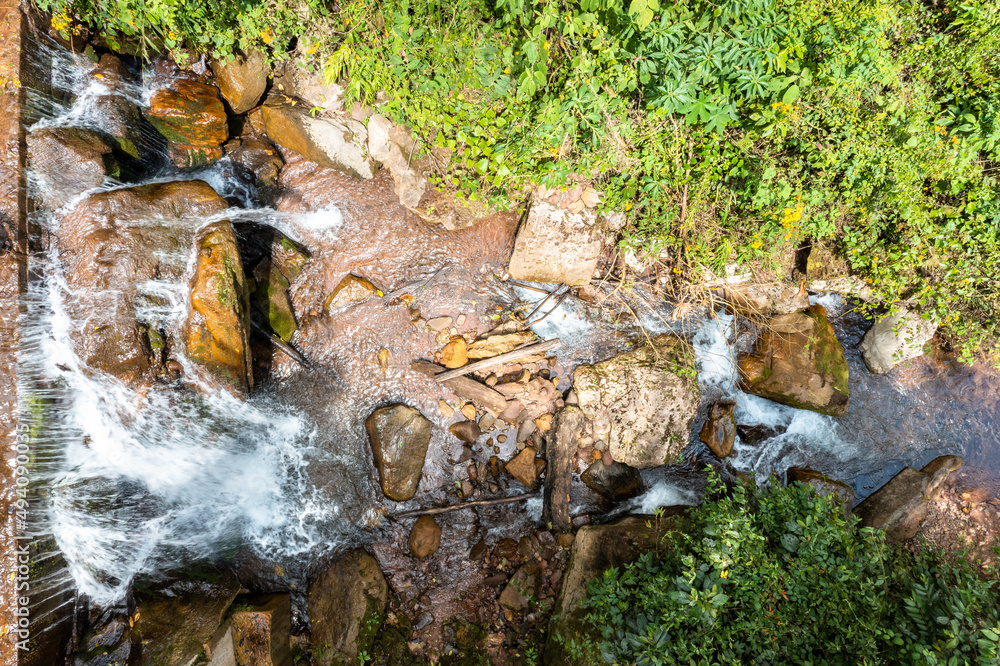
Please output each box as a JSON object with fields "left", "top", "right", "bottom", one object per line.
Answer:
{"left": 16, "top": 36, "right": 1000, "bottom": 663}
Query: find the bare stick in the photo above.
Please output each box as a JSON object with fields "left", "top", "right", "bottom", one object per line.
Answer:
{"left": 525, "top": 291, "right": 568, "bottom": 328}
{"left": 433, "top": 339, "right": 561, "bottom": 382}
{"left": 523, "top": 284, "right": 565, "bottom": 321}
{"left": 507, "top": 280, "right": 552, "bottom": 295}
{"left": 392, "top": 492, "right": 538, "bottom": 519}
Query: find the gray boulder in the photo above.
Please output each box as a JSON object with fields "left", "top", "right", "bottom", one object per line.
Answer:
{"left": 860, "top": 307, "right": 938, "bottom": 374}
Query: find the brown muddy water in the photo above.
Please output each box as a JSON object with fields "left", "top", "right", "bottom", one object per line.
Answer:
{"left": 13, "top": 35, "right": 1000, "bottom": 664}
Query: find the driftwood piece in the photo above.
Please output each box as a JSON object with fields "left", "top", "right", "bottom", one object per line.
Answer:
{"left": 544, "top": 407, "right": 583, "bottom": 533}
{"left": 432, "top": 339, "right": 561, "bottom": 383}
{"left": 392, "top": 492, "right": 538, "bottom": 519}
{"left": 411, "top": 360, "right": 508, "bottom": 415}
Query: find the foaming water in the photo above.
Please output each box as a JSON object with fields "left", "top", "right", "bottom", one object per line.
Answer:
{"left": 20, "top": 214, "right": 356, "bottom": 603}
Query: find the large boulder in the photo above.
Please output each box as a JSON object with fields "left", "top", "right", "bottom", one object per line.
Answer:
{"left": 544, "top": 517, "right": 673, "bottom": 666}
{"left": 573, "top": 337, "right": 699, "bottom": 468}
{"left": 90, "top": 54, "right": 145, "bottom": 161}
{"left": 146, "top": 79, "right": 228, "bottom": 169}
{"left": 253, "top": 259, "right": 297, "bottom": 341}
{"left": 185, "top": 221, "right": 253, "bottom": 397}
{"left": 28, "top": 126, "right": 115, "bottom": 209}
{"left": 146, "top": 79, "right": 228, "bottom": 146}
{"left": 60, "top": 181, "right": 230, "bottom": 387}
{"left": 229, "top": 595, "right": 292, "bottom": 666}
{"left": 134, "top": 574, "right": 241, "bottom": 666}
{"left": 853, "top": 455, "right": 962, "bottom": 542}
{"left": 720, "top": 282, "right": 810, "bottom": 315}
{"left": 307, "top": 550, "right": 387, "bottom": 666}
{"left": 508, "top": 197, "right": 607, "bottom": 286}
{"left": 210, "top": 49, "right": 269, "bottom": 114}
{"left": 738, "top": 305, "right": 850, "bottom": 417}
{"left": 580, "top": 460, "right": 643, "bottom": 501}
{"left": 860, "top": 307, "right": 938, "bottom": 374}
{"left": 366, "top": 404, "right": 433, "bottom": 501}
{"left": 366, "top": 114, "right": 428, "bottom": 208}
{"left": 261, "top": 95, "right": 376, "bottom": 179}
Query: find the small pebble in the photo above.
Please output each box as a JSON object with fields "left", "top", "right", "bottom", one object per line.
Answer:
{"left": 592, "top": 449, "right": 603, "bottom": 461}
{"left": 602, "top": 450, "right": 613, "bottom": 466}
{"left": 485, "top": 374, "right": 498, "bottom": 387}
{"left": 428, "top": 316, "right": 453, "bottom": 331}
{"left": 565, "top": 390, "right": 578, "bottom": 405}
{"left": 461, "top": 480, "right": 474, "bottom": 497}
{"left": 595, "top": 439, "right": 607, "bottom": 451}
{"left": 461, "top": 403, "right": 478, "bottom": 420}
{"left": 456, "top": 313, "right": 467, "bottom": 326}
{"left": 479, "top": 414, "right": 496, "bottom": 430}
{"left": 497, "top": 434, "right": 507, "bottom": 443}
{"left": 467, "top": 464, "right": 478, "bottom": 482}
{"left": 557, "top": 533, "right": 575, "bottom": 548}
{"left": 535, "top": 414, "right": 553, "bottom": 431}
{"left": 439, "top": 400, "right": 454, "bottom": 417}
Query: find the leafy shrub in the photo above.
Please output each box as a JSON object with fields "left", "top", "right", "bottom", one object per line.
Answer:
{"left": 572, "top": 477, "right": 1000, "bottom": 665}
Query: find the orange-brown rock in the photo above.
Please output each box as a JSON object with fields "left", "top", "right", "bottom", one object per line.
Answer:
{"left": 506, "top": 446, "right": 540, "bottom": 490}
{"left": 441, "top": 336, "right": 468, "bottom": 369}
{"left": 210, "top": 49, "right": 269, "bottom": 114}
{"left": 409, "top": 515, "right": 442, "bottom": 559}
{"left": 60, "top": 181, "right": 229, "bottom": 387}
{"left": 699, "top": 401, "right": 737, "bottom": 458}
{"left": 324, "top": 274, "right": 378, "bottom": 312}
{"left": 185, "top": 221, "right": 253, "bottom": 398}
{"left": 230, "top": 595, "right": 292, "bottom": 666}
{"left": 146, "top": 79, "right": 228, "bottom": 147}
{"left": 737, "top": 305, "right": 849, "bottom": 417}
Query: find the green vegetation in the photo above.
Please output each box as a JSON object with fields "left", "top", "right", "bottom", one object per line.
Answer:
{"left": 40, "top": 0, "right": 1000, "bottom": 359}
{"left": 568, "top": 478, "right": 1000, "bottom": 665}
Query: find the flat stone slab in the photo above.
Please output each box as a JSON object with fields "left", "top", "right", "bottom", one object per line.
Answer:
{"left": 508, "top": 200, "right": 605, "bottom": 286}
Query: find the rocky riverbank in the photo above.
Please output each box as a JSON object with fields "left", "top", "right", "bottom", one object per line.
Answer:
{"left": 12, "top": 24, "right": 1000, "bottom": 666}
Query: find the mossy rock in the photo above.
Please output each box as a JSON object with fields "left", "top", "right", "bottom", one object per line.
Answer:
{"left": 254, "top": 260, "right": 298, "bottom": 341}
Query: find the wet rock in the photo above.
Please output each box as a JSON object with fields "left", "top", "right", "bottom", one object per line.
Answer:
{"left": 699, "top": 401, "right": 737, "bottom": 458}
{"left": 427, "top": 316, "right": 453, "bottom": 331}
{"left": 581, "top": 460, "right": 643, "bottom": 501}
{"left": 324, "top": 274, "right": 378, "bottom": 312}
{"left": 449, "top": 420, "right": 481, "bottom": 443}
{"left": 505, "top": 446, "right": 540, "bottom": 490}
{"left": 134, "top": 574, "right": 241, "bottom": 666}
{"left": 225, "top": 138, "right": 284, "bottom": 185}
{"left": 77, "top": 614, "right": 137, "bottom": 666}
{"left": 738, "top": 305, "right": 849, "bottom": 417}
{"left": 735, "top": 423, "right": 781, "bottom": 447}
{"left": 307, "top": 549, "right": 387, "bottom": 666}
{"left": 409, "top": 516, "right": 442, "bottom": 559}
{"left": 367, "top": 113, "right": 428, "bottom": 207}
{"left": 853, "top": 456, "right": 962, "bottom": 542}
{"left": 441, "top": 336, "right": 468, "bottom": 369}
{"left": 185, "top": 221, "right": 253, "bottom": 398}
{"left": 787, "top": 468, "right": 854, "bottom": 516}
{"left": 469, "top": 540, "right": 489, "bottom": 561}
{"left": 28, "top": 126, "right": 114, "bottom": 209}
{"left": 146, "top": 79, "right": 228, "bottom": 153}
{"left": 492, "top": 538, "right": 520, "bottom": 562}
{"left": 229, "top": 595, "right": 292, "bottom": 666}
{"left": 721, "top": 282, "right": 809, "bottom": 315}
{"left": 860, "top": 307, "right": 938, "bottom": 374}
{"left": 210, "top": 49, "right": 268, "bottom": 114}
{"left": 366, "top": 404, "right": 433, "bottom": 501}
{"left": 253, "top": 259, "right": 297, "bottom": 341}
{"left": 90, "top": 54, "right": 144, "bottom": 161}
{"left": 460, "top": 403, "right": 478, "bottom": 421}
{"left": 545, "top": 517, "right": 673, "bottom": 666}
{"left": 573, "top": 337, "right": 699, "bottom": 468}
{"left": 60, "top": 181, "right": 229, "bottom": 387}
{"left": 499, "top": 563, "right": 541, "bottom": 612}
{"left": 168, "top": 142, "right": 224, "bottom": 170}
{"left": 261, "top": 95, "right": 376, "bottom": 179}
{"left": 508, "top": 197, "right": 610, "bottom": 286}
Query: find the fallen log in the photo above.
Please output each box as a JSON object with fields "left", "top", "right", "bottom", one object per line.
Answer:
{"left": 410, "top": 359, "right": 508, "bottom": 415}
{"left": 392, "top": 492, "right": 538, "bottom": 519}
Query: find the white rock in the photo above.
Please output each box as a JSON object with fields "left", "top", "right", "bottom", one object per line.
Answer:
{"left": 508, "top": 199, "right": 609, "bottom": 286}
{"left": 572, "top": 338, "right": 699, "bottom": 468}
{"left": 860, "top": 307, "right": 938, "bottom": 374}
{"left": 367, "top": 113, "right": 427, "bottom": 207}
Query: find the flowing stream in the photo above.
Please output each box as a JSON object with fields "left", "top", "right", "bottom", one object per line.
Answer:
{"left": 18, "top": 40, "right": 1000, "bottom": 621}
